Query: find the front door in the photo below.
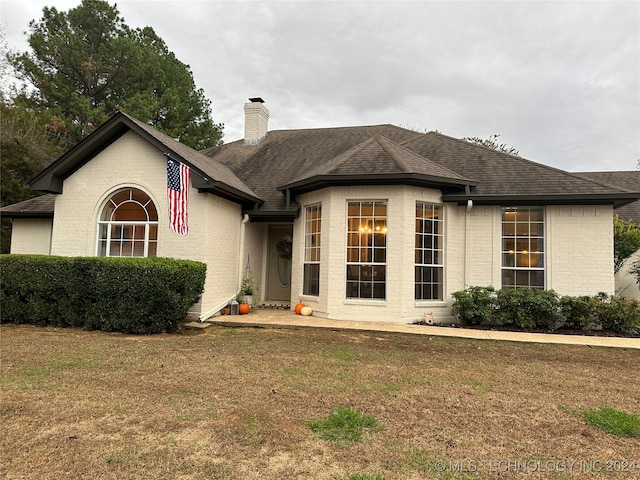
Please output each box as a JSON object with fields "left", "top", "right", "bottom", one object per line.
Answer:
{"left": 266, "top": 225, "right": 293, "bottom": 303}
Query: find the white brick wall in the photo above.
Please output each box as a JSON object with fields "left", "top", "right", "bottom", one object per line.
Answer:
{"left": 49, "top": 131, "right": 244, "bottom": 318}
{"left": 292, "top": 189, "right": 619, "bottom": 324}
{"left": 10, "top": 218, "right": 53, "bottom": 254}
{"left": 547, "top": 205, "right": 614, "bottom": 296}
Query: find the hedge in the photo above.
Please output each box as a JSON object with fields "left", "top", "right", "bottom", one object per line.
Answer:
{"left": 0, "top": 255, "right": 207, "bottom": 334}
{"left": 451, "top": 286, "right": 640, "bottom": 335}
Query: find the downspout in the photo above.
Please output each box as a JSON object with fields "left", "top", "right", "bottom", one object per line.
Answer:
{"left": 238, "top": 213, "right": 250, "bottom": 291}
{"left": 464, "top": 186, "right": 473, "bottom": 287}
{"left": 198, "top": 213, "right": 250, "bottom": 322}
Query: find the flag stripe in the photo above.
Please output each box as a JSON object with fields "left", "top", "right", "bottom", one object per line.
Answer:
{"left": 167, "top": 158, "right": 190, "bottom": 235}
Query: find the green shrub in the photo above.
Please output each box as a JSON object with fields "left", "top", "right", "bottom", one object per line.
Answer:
{"left": 593, "top": 294, "right": 640, "bottom": 335}
{"left": 0, "top": 255, "right": 206, "bottom": 334}
{"left": 494, "top": 288, "right": 560, "bottom": 330}
{"left": 451, "top": 286, "right": 496, "bottom": 325}
{"left": 559, "top": 295, "right": 597, "bottom": 330}
{"left": 451, "top": 286, "right": 638, "bottom": 334}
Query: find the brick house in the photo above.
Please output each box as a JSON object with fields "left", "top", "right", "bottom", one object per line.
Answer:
{"left": 2, "top": 99, "right": 639, "bottom": 322}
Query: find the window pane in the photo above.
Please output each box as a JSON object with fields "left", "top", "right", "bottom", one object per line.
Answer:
{"left": 303, "top": 264, "right": 320, "bottom": 296}
{"left": 415, "top": 203, "right": 444, "bottom": 299}
{"left": 99, "top": 189, "right": 158, "bottom": 258}
{"left": 345, "top": 201, "right": 386, "bottom": 299}
{"left": 304, "top": 205, "right": 322, "bottom": 295}
{"left": 501, "top": 207, "right": 545, "bottom": 289}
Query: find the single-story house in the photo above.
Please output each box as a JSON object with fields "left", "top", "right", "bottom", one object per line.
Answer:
{"left": 2, "top": 98, "right": 639, "bottom": 323}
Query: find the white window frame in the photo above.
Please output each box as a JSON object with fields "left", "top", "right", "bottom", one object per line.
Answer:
{"left": 96, "top": 188, "right": 159, "bottom": 258}
{"left": 415, "top": 202, "right": 444, "bottom": 300}
{"left": 303, "top": 204, "right": 322, "bottom": 296}
{"left": 501, "top": 206, "right": 545, "bottom": 289}
{"left": 345, "top": 200, "right": 387, "bottom": 300}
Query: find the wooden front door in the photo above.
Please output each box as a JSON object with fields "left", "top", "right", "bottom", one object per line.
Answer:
{"left": 266, "top": 225, "right": 293, "bottom": 303}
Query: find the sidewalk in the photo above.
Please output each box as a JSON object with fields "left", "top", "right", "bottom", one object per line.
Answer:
{"left": 203, "top": 309, "right": 640, "bottom": 350}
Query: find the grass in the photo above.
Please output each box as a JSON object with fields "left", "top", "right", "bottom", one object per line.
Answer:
{"left": 581, "top": 406, "right": 640, "bottom": 438}
{"left": 1, "top": 323, "right": 639, "bottom": 479}
{"left": 309, "top": 406, "right": 384, "bottom": 443}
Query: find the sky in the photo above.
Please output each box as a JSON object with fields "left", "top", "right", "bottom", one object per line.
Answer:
{"left": 1, "top": 0, "right": 639, "bottom": 172}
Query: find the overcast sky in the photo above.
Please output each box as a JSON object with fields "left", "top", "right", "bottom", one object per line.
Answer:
{"left": 2, "top": 0, "right": 639, "bottom": 172}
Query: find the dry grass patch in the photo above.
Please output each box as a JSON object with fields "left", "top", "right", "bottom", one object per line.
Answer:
{"left": 1, "top": 323, "right": 639, "bottom": 479}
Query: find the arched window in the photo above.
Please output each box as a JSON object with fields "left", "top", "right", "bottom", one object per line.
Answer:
{"left": 97, "top": 188, "right": 158, "bottom": 257}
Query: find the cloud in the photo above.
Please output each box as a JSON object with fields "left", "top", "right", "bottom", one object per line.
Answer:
{"left": 3, "top": 0, "right": 638, "bottom": 171}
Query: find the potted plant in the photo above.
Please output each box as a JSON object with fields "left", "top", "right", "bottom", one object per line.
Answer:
{"left": 240, "top": 274, "right": 255, "bottom": 307}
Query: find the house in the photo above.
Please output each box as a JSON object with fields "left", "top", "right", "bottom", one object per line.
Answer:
{"left": 2, "top": 98, "right": 639, "bottom": 323}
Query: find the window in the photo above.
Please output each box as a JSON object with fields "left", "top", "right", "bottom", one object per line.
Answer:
{"left": 303, "top": 204, "right": 321, "bottom": 295}
{"left": 415, "top": 203, "right": 444, "bottom": 300}
{"left": 346, "top": 201, "right": 387, "bottom": 299}
{"left": 97, "top": 188, "right": 158, "bottom": 257}
{"left": 501, "top": 207, "right": 544, "bottom": 289}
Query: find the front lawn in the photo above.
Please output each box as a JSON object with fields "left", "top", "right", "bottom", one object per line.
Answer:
{"left": 1, "top": 324, "right": 638, "bottom": 479}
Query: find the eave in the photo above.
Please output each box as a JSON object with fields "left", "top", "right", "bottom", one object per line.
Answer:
{"left": 442, "top": 192, "right": 640, "bottom": 208}
{"left": 279, "top": 173, "right": 477, "bottom": 196}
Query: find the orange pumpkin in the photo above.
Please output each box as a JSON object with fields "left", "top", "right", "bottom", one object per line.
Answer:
{"left": 294, "top": 303, "right": 305, "bottom": 315}
{"left": 239, "top": 303, "right": 251, "bottom": 315}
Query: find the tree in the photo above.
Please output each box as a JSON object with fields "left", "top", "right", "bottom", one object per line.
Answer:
{"left": 0, "top": 98, "right": 64, "bottom": 252}
{"left": 462, "top": 134, "right": 520, "bottom": 156}
{"left": 613, "top": 215, "right": 640, "bottom": 274}
{"left": 9, "top": 0, "right": 223, "bottom": 149}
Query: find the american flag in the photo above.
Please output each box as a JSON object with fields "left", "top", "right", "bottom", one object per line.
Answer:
{"left": 167, "top": 157, "right": 190, "bottom": 235}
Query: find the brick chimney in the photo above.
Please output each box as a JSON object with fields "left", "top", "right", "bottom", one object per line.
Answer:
{"left": 244, "top": 97, "right": 269, "bottom": 145}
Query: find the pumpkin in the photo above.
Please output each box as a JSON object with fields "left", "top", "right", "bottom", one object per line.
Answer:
{"left": 294, "top": 303, "right": 305, "bottom": 315}
{"left": 300, "top": 306, "right": 313, "bottom": 316}
{"left": 238, "top": 303, "right": 251, "bottom": 315}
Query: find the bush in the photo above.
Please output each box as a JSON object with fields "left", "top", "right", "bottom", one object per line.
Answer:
{"left": 494, "top": 288, "right": 560, "bottom": 330}
{"left": 450, "top": 286, "right": 496, "bottom": 325}
{"left": 594, "top": 294, "right": 640, "bottom": 335}
{"left": 451, "top": 286, "right": 638, "bottom": 335}
{"left": 559, "top": 295, "right": 597, "bottom": 330}
{"left": 0, "top": 255, "right": 206, "bottom": 334}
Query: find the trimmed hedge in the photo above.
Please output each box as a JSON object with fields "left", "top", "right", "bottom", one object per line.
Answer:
{"left": 451, "top": 286, "right": 640, "bottom": 335}
{"left": 0, "top": 255, "right": 206, "bottom": 334}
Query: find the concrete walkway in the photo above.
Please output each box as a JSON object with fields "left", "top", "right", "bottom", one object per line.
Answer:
{"left": 203, "top": 309, "right": 640, "bottom": 350}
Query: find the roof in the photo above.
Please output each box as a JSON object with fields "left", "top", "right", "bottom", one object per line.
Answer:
{"left": 204, "top": 125, "right": 638, "bottom": 216}
{"left": 400, "top": 133, "right": 638, "bottom": 207}
{"left": 577, "top": 171, "right": 640, "bottom": 223}
{"left": 27, "top": 112, "right": 262, "bottom": 207}
{"left": 280, "top": 135, "right": 477, "bottom": 195}
{"left": 0, "top": 194, "right": 55, "bottom": 217}
{"left": 4, "top": 112, "right": 638, "bottom": 220}
{"left": 201, "top": 124, "right": 427, "bottom": 216}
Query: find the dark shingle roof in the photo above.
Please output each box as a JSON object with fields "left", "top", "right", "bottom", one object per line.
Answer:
{"left": 401, "top": 132, "right": 636, "bottom": 204}
{"left": 201, "top": 124, "right": 425, "bottom": 212}
{"left": 204, "top": 125, "right": 637, "bottom": 212}
{"left": 6, "top": 112, "right": 638, "bottom": 219}
{"left": 0, "top": 194, "right": 55, "bottom": 217}
{"left": 283, "top": 135, "right": 475, "bottom": 191}
{"left": 577, "top": 171, "right": 640, "bottom": 222}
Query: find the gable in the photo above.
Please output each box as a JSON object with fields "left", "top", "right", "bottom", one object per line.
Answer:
{"left": 27, "top": 112, "right": 262, "bottom": 208}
